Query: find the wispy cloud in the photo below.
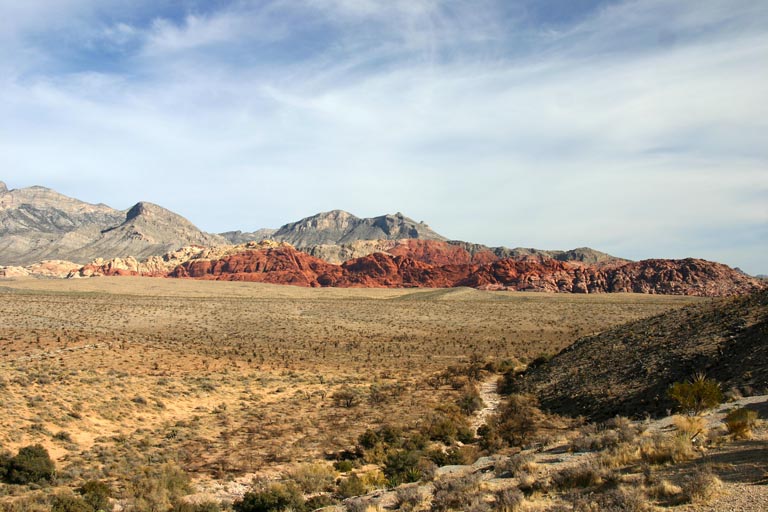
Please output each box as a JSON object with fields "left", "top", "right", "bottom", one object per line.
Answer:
{"left": 0, "top": 0, "right": 766, "bottom": 273}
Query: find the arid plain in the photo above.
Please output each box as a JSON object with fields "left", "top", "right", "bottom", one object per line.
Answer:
{"left": 0, "top": 277, "right": 703, "bottom": 508}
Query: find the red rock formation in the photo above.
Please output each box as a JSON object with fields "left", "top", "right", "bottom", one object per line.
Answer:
{"left": 164, "top": 247, "right": 763, "bottom": 297}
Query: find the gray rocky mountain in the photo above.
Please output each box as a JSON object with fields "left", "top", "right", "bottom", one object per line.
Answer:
{"left": 219, "top": 228, "right": 277, "bottom": 244}
{"left": 0, "top": 182, "right": 225, "bottom": 265}
{"left": 447, "top": 241, "right": 627, "bottom": 266}
{"left": 266, "top": 210, "right": 447, "bottom": 247}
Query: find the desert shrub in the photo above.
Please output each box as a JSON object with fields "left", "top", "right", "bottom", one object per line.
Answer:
{"left": 332, "top": 386, "right": 361, "bottom": 408}
{"left": 724, "top": 407, "right": 758, "bottom": 438}
{"left": 570, "top": 486, "right": 650, "bottom": 512}
{"left": 395, "top": 486, "right": 425, "bottom": 510}
{"left": 78, "top": 480, "right": 112, "bottom": 511}
{"left": 337, "top": 474, "right": 367, "bottom": 498}
{"left": 126, "top": 462, "right": 192, "bottom": 512}
{"left": 234, "top": 482, "right": 305, "bottom": 512}
{"left": 288, "top": 462, "right": 336, "bottom": 493}
{"left": 672, "top": 415, "right": 707, "bottom": 440}
{"left": 5, "top": 444, "right": 55, "bottom": 484}
{"left": 571, "top": 425, "right": 621, "bottom": 453}
{"left": 552, "top": 462, "right": 604, "bottom": 490}
{"left": 494, "top": 488, "right": 524, "bottom": 512}
{"left": 361, "top": 469, "right": 388, "bottom": 490}
{"left": 334, "top": 460, "right": 355, "bottom": 473}
{"left": 0, "top": 449, "right": 11, "bottom": 482}
{"left": 681, "top": 467, "right": 723, "bottom": 504}
{"left": 482, "top": 394, "right": 543, "bottom": 448}
{"left": 430, "top": 474, "right": 482, "bottom": 511}
{"left": 668, "top": 374, "right": 722, "bottom": 415}
{"left": 51, "top": 493, "right": 91, "bottom": 512}
{"left": 383, "top": 450, "right": 422, "bottom": 486}
{"left": 639, "top": 433, "right": 694, "bottom": 465}
{"left": 172, "top": 502, "right": 222, "bottom": 512}
{"left": 494, "top": 452, "right": 537, "bottom": 478}
{"left": 304, "top": 495, "right": 337, "bottom": 509}
{"left": 425, "top": 446, "right": 466, "bottom": 467}
{"left": 456, "top": 385, "right": 484, "bottom": 416}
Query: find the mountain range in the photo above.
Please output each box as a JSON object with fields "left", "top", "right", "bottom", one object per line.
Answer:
{"left": 0, "top": 181, "right": 623, "bottom": 267}
{"left": 1, "top": 181, "right": 764, "bottom": 296}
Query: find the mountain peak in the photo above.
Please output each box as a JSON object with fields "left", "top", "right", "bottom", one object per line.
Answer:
{"left": 270, "top": 210, "right": 447, "bottom": 247}
{"left": 125, "top": 201, "right": 167, "bottom": 221}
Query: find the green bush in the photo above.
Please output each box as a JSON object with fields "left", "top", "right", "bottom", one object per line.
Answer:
{"left": 78, "top": 480, "right": 112, "bottom": 512}
{"left": 337, "top": 474, "right": 368, "bottom": 498}
{"left": 51, "top": 493, "right": 91, "bottom": 512}
{"left": 668, "top": 374, "right": 723, "bottom": 414}
{"left": 383, "top": 450, "right": 422, "bottom": 486}
{"left": 234, "top": 482, "right": 305, "bottom": 512}
{"left": 126, "top": 463, "right": 191, "bottom": 512}
{"left": 6, "top": 444, "right": 55, "bottom": 484}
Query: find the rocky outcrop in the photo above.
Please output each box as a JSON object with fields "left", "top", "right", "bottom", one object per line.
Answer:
{"left": 73, "top": 241, "right": 289, "bottom": 278}
{"left": 270, "top": 210, "right": 447, "bottom": 247}
{"left": 0, "top": 260, "right": 81, "bottom": 278}
{"left": 162, "top": 246, "right": 763, "bottom": 297}
{"left": 447, "top": 241, "right": 626, "bottom": 266}
{"left": 219, "top": 229, "right": 277, "bottom": 244}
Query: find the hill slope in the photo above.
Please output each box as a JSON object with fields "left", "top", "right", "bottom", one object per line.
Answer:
{"left": 0, "top": 183, "right": 226, "bottom": 265}
{"left": 512, "top": 288, "right": 768, "bottom": 421}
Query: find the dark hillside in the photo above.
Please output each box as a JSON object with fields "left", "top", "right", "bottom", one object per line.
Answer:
{"left": 512, "top": 289, "right": 768, "bottom": 421}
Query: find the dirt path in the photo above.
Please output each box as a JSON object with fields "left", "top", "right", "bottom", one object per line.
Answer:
{"left": 472, "top": 375, "right": 502, "bottom": 433}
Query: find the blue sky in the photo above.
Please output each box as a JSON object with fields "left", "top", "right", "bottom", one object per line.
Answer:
{"left": 1, "top": 0, "right": 766, "bottom": 274}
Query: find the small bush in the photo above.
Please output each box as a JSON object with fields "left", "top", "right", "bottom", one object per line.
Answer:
{"left": 383, "top": 450, "right": 422, "bottom": 486}
{"left": 494, "top": 453, "right": 537, "bottom": 478}
{"left": 78, "top": 480, "right": 112, "bottom": 511}
{"left": 288, "top": 462, "right": 336, "bottom": 493}
{"left": 332, "top": 386, "right": 361, "bottom": 408}
{"left": 495, "top": 488, "right": 524, "bottom": 512}
{"left": 671, "top": 414, "right": 707, "bottom": 441}
{"left": 668, "top": 374, "right": 722, "bottom": 415}
{"left": 51, "top": 493, "right": 90, "bottom": 512}
{"left": 724, "top": 407, "right": 758, "bottom": 439}
{"left": 337, "top": 474, "right": 367, "bottom": 498}
{"left": 6, "top": 444, "right": 55, "bottom": 484}
{"left": 431, "top": 474, "right": 482, "bottom": 511}
{"left": 334, "top": 460, "right": 355, "bottom": 473}
{"left": 639, "top": 433, "right": 694, "bottom": 465}
{"left": 552, "top": 463, "right": 604, "bottom": 490}
{"left": 681, "top": 467, "right": 723, "bottom": 504}
{"left": 234, "top": 482, "right": 305, "bottom": 512}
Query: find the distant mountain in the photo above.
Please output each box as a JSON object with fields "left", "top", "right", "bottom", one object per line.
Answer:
{"left": 268, "top": 210, "right": 447, "bottom": 247}
{"left": 219, "top": 229, "right": 277, "bottom": 244}
{"left": 0, "top": 182, "right": 225, "bottom": 265}
{"left": 512, "top": 288, "right": 768, "bottom": 420}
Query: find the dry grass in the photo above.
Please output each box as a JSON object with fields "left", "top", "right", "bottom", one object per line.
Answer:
{"left": 0, "top": 277, "right": 700, "bottom": 506}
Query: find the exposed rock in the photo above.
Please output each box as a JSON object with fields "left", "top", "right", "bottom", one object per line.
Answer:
{"left": 0, "top": 185, "right": 227, "bottom": 265}
{"left": 164, "top": 246, "right": 763, "bottom": 297}
{"left": 512, "top": 288, "right": 768, "bottom": 420}
{"left": 73, "top": 241, "right": 289, "bottom": 278}
{"left": 270, "top": 210, "right": 447, "bottom": 247}
{"left": 448, "top": 241, "right": 627, "bottom": 266}
{"left": 1, "top": 260, "right": 81, "bottom": 278}
{"left": 219, "top": 228, "right": 277, "bottom": 244}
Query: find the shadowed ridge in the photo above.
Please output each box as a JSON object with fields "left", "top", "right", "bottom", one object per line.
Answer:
{"left": 512, "top": 288, "right": 768, "bottom": 421}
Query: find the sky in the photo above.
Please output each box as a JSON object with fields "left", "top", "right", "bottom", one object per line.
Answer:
{"left": 0, "top": 0, "right": 766, "bottom": 274}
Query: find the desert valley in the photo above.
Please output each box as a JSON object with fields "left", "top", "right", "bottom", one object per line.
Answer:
{"left": 0, "top": 182, "right": 766, "bottom": 511}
